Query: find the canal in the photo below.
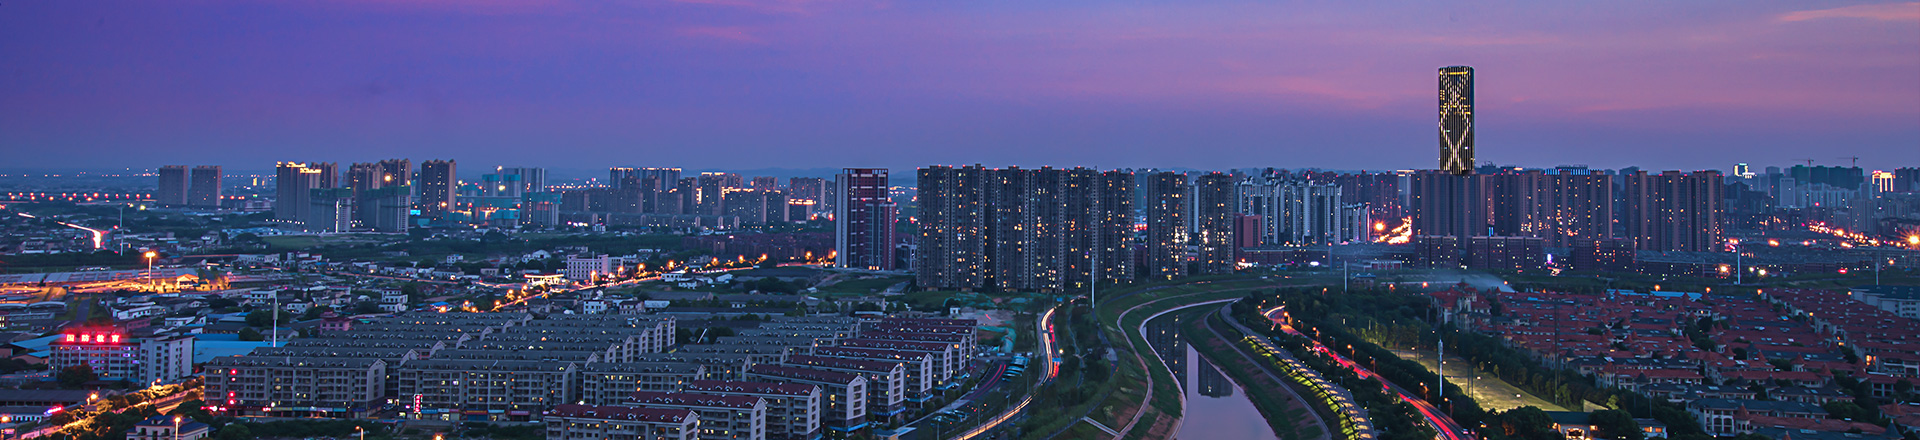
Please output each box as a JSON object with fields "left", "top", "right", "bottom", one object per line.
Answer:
{"left": 1146, "top": 308, "right": 1279, "bottom": 440}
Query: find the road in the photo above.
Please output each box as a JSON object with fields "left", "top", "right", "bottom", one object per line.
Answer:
{"left": 940, "top": 304, "right": 1059, "bottom": 440}
{"left": 1264, "top": 306, "right": 1473, "bottom": 440}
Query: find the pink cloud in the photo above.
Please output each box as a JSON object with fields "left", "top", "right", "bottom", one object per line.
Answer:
{"left": 677, "top": 26, "right": 766, "bottom": 44}
{"left": 1779, "top": 2, "right": 1920, "bottom": 22}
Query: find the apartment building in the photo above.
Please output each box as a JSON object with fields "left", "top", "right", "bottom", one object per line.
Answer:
{"left": 782, "top": 355, "right": 907, "bottom": 421}
{"left": 684, "top": 381, "right": 822, "bottom": 440}
{"left": 745, "top": 365, "right": 868, "bottom": 432}
{"left": 629, "top": 391, "right": 767, "bottom": 440}
{"left": 811, "top": 346, "right": 933, "bottom": 403}
{"left": 398, "top": 359, "right": 576, "bottom": 421}
{"left": 203, "top": 356, "right": 387, "bottom": 418}
{"left": 546, "top": 404, "right": 699, "bottom": 440}
{"left": 578, "top": 362, "right": 709, "bottom": 405}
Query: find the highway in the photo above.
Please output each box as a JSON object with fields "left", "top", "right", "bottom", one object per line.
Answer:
{"left": 1264, "top": 306, "right": 1472, "bottom": 440}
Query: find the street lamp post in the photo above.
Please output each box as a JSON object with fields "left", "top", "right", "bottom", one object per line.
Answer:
{"left": 173, "top": 416, "right": 182, "bottom": 440}
{"left": 145, "top": 251, "right": 158, "bottom": 290}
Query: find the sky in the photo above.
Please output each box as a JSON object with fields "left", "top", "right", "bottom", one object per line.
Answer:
{"left": 1, "top": 0, "right": 1916, "bottom": 176}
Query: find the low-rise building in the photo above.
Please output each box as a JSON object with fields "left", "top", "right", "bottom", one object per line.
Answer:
{"left": 628, "top": 391, "right": 767, "bottom": 440}
{"left": 545, "top": 404, "right": 699, "bottom": 440}
{"left": 204, "top": 356, "right": 387, "bottom": 418}
{"left": 684, "top": 381, "right": 821, "bottom": 440}
{"left": 578, "top": 362, "right": 708, "bottom": 405}
{"left": 745, "top": 364, "right": 868, "bottom": 433}
{"left": 397, "top": 359, "right": 576, "bottom": 422}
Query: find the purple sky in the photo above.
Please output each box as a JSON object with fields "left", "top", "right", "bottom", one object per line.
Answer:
{"left": 2, "top": 0, "right": 1916, "bottom": 175}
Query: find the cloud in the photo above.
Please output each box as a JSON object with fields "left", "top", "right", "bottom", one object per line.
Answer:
{"left": 677, "top": 26, "right": 766, "bottom": 44}
{"left": 1779, "top": 2, "right": 1920, "bottom": 22}
{"left": 666, "top": 0, "right": 838, "bottom": 15}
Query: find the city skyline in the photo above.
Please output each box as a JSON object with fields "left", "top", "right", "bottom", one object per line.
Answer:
{"left": 2, "top": 1, "right": 1916, "bottom": 172}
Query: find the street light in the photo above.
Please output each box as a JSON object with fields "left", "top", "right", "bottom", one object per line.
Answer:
{"left": 173, "top": 416, "right": 182, "bottom": 440}
{"left": 145, "top": 251, "right": 159, "bottom": 290}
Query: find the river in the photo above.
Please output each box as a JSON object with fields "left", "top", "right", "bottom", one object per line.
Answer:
{"left": 1146, "top": 310, "right": 1280, "bottom": 440}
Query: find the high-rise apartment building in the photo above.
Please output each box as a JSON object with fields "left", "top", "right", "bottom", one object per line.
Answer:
{"left": 496, "top": 167, "right": 546, "bottom": 194}
{"left": 836, "top": 168, "right": 896, "bottom": 270}
{"left": 751, "top": 176, "right": 780, "bottom": 190}
{"left": 1408, "top": 170, "right": 1481, "bottom": 244}
{"left": 725, "top": 189, "right": 791, "bottom": 225}
{"left": 915, "top": 166, "right": 988, "bottom": 290}
{"left": 190, "top": 166, "right": 222, "bottom": 208}
{"left": 1193, "top": 173, "right": 1237, "bottom": 274}
{"left": 1621, "top": 170, "right": 1723, "bottom": 252}
{"left": 1236, "top": 172, "right": 1348, "bottom": 246}
{"left": 914, "top": 166, "right": 1135, "bottom": 292}
{"left": 157, "top": 166, "right": 189, "bottom": 206}
{"left": 1439, "top": 66, "right": 1475, "bottom": 175}
{"left": 418, "top": 160, "right": 456, "bottom": 218}
{"left": 1895, "top": 167, "right": 1920, "bottom": 193}
{"left": 275, "top": 162, "right": 325, "bottom": 227}
{"left": 346, "top": 159, "right": 411, "bottom": 232}
{"left": 789, "top": 177, "right": 826, "bottom": 202}
{"left": 1143, "top": 172, "right": 1189, "bottom": 281}
{"left": 698, "top": 172, "right": 744, "bottom": 216}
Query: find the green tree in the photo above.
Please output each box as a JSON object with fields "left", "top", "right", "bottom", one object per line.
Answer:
{"left": 1590, "top": 409, "right": 1645, "bottom": 440}
{"left": 244, "top": 310, "right": 280, "bottom": 328}
{"left": 238, "top": 327, "right": 265, "bottom": 341}
{"left": 217, "top": 423, "right": 253, "bottom": 440}
{"left": 57, "top": 365, "right": 97, "bottom": 388}
{"left": 1497, "top": 407, "right": 1561, "bottom": 440}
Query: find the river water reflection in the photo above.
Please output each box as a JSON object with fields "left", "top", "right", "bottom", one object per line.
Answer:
{"left": 1147, "top": 311, "right": 1279, "bottom": 440}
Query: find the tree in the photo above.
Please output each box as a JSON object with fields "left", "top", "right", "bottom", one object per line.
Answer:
{"left": 1591, "top": 409, "right": 1644, "bottom": 440}
{"left": 245, "top": 310, "right": 280, "bottom": 328}
{"left": 238, "top": 327, "right": 265, "bottom": 341}
{"left": 1496, "top": 407, "right": 1561, "bottom": 440}
{"left": 217, "top": 424, "right": 253, "bottom": 440}
{"left": 57, "top": 365, "right": 96, "bottom": 388}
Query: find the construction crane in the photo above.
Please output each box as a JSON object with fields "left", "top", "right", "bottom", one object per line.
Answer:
{"left": 1796, "top": 159, "right": 1816, "bottom": 166}
{"left": 1839, "top": 156, "right": 1860, "bottom": 167}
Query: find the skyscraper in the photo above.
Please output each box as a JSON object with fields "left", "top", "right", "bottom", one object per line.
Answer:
{"left": 697, "top": 172, "right": 743, "bottom": 216}
{"left": 1143, "top": 172, "right": 1189, "bottom": 281}
{"left": 418, "top": 160, "right": 456, "bottom": 218}
{"left": 1193, "top": 173, "right": 1237, "bottom": 274}
{"left": 1239, "top": 171, "right": 1351, "bottom": 246}
{"left": 189, "top": 166, "right": 222, "bottom": 208}
{"left": 498, "top": 167, "right": 547, "bottom": 194}
{"left": 914, "top": 166, "right": 1135, "bottom": 291}
{"left": 836, "top": 168, "right": 895, "bottom": 270}
{"left": 274, "top": 162, "right": 324, "bottom": 227}
{"left": 1621, "top": 170, "right": 1724, "bottom": 252}
{"left": 347, "top": 159, "right": 410, "bottom": 229}
{"left": 915, "top": 165, "right": 988, "bottom": 289}
{"left": 1408, "top": 170, "right": 1481, "bottom": 243}
{"left": 156, "top": 166, "right": 189, "bottom": 206}
{"left": 1439, "top": 66, "right": 1475, "bottom": 175}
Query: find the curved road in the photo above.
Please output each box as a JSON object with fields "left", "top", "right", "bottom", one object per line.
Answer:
{"left": 1263, "top": 306, "right": 1473, "bottom": 440}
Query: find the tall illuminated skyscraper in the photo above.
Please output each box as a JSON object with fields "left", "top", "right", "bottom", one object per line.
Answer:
{"left": 1439, "top": 66, "right": 1475, "bottom": 175}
